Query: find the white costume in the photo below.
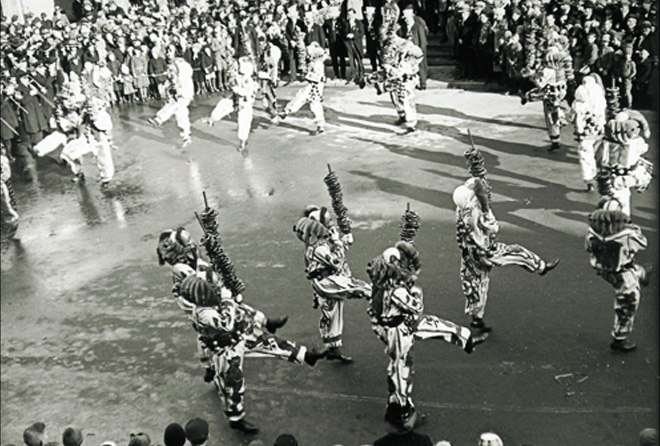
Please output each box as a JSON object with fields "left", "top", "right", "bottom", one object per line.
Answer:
{"left": 208, "top": 57, "right": 259, "bottom": 152}
{"left": 152, "top": 57, "right": 194, "bottom": 146}
{"left": 571, "top": 75, "right": 606, "bottom": 189}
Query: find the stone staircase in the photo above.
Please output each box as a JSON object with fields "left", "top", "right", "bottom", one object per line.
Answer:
{"left": 425, "top": 34, "right": 504, "bottom": 92}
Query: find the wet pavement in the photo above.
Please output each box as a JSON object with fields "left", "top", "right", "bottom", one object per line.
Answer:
{"left": 1, "top": 80, "right": 658, "bottom": 446}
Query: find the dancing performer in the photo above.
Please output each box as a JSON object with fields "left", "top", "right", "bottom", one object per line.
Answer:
{"left": 293, "top": 204, "right": 371, "bottom": 362}
{"left": 36, "top": 74, "right": 115, "bottom": 186}
{"left": 597, "top": 110, "right": 653, "bottom": 217}
{"left": 453, "top": 143, "right": 559, "bottom": 340}
{"left": 257, "top": 34, "right": 282, "bottom": 122}
{"left": 280, "top": 41, "right": 328, "bottom": 135}
{"left": 366, "top": 240, "right": 478, "bottom": 433}
{"left": 388, "top": 39, "right": 424, "bottom": 135}
{"left": 184, "top": 274, "right": 327, "bottom": 433}
{"left": 369, "top": 3, "right": 422, "bottom": 134}
{"left": 571, "top": 74, "right": 606, "bottom": 192}
{"left": 521, "top": 41, "right": 573, "bottom": 151}
{"left": 148, "top": 52, "right": 195, "bottom": 148}
{"left": 585, "top": 194, "right": 651, "bottom": 352}
{"left": 206, "top": 56, "right": 259, "bottom": 153}
{"left": 191, "top": 199, "right": 326, "bottom": 433}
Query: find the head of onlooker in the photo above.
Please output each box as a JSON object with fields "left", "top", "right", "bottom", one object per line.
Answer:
{"left": 163, "top": 424, "right": 186, "bottom": 446}
{"left": 273, "top": 434, "right": 298, "bottom": 446}
{"left": 23, "top": 423, "right": 47, "bottom": 446}
{"left": 478, "top": 432, "right": 503, "bottom": 446}
{"left": 639, "top": 428, "right": 658, "bottom": 446}
{"left": 62, "top": 428, "right": 83, "bottom": 446}
{"left": 127, "top": 433, "right": 150, "bottom": 446}
{"left": 184, "top": 418, "right": 209, "bottom": 446}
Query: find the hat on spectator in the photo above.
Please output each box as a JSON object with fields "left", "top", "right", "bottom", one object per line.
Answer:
{"left": 23, "top": 423, "right": 46, "bottom": 446}
{"left": 127, "top": 433, "right": 151, "bottom": 446}
{"left": 273, "top": 434, "right": 298, "bottom": 446}
{"left": 184, "top": 418, "right": 209, "bottom": 445}
{"left": 163, "top": 424, "right": 186, "bottom": 446}
{"left": 62, "top": 428, "right": 83, "bottom": 446}
{"left": 641, "top": 20, "right": 652, "bottom": 29}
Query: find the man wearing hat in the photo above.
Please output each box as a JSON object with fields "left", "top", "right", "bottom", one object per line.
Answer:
{"left": 399, "top": 2, "right": 429, "bottom": 89}
{"left": 343, "top": 7, "right": 366, "bottom": 87}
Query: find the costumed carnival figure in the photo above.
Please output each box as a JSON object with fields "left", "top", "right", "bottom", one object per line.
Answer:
{"left": 585, "top": 189, "right": 652, "bottom": 352}
{"left": 280, "top": 41, "right": 328, "bottom": 135}
{"left": 293, "top": 168, "right": 371, "bottom": 362}
{"left": 571, "top": 74, "right": 607, "bottom": 192}
{"left": 158, "top": 208, "right": 326, "bottom": 434}
{"left": 35, "top": 72, "right": 115, "bottom": 186}
{"left": 206, "top": 55, "right": 260, "bottom": 153}
{"left": 596, "top": 110, "right": 653, "bottom": 217}
{"left": 149, "top": 51, "right": 195, "bottom": 148}
{"left": 453, "top": 142, "right": 560, "bottom": 340}
{"left": 388, "top": 38, "right": 423, "bottom": 134}
{"left": 257, "top": 33, "right": 283, "bottom": 122}
{"left": 366, "top": 238, "right": 479, "bottom": 433}
{"left": 521, "top": 38, "right": 574, "bottom": 151}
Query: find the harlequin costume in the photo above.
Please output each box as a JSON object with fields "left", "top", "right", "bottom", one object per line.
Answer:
{"left": 157, "top": 227, "right": 326, "bottom": 433}
{"left": 453, "top": 146, "right": 559, "bottom": 339}
{"left": 585, "top": 196, "right": 651, "bottom": 352}
{"left": 293, "top": 205, "right": 372, "bottom": 362}
{"left": 597, "top": 110, "right": 653, "bottom": 217}
{"left": 207, "top": 56, "right": 260, "bottom": 153}
{"left": 280, "top": 41, "right": 328, "bottom": 135}
{"left": 366, "top": 241, "right": 477, "bottom": 433}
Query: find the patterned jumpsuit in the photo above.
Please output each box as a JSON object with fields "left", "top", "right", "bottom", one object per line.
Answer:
{"left": 192, "top": 295, "right": 310, "bottom": 423}
{"left": 454, "top": 183, "right": 550, "bottom": 320}
{"left": 586, "top": 220, "right": 648, "bottom": 341}
{"left": 368, "top": 281, "right": 473, "bottom": 421}
{"left": 304, "top": 228, "right": 371, "bottom": 348}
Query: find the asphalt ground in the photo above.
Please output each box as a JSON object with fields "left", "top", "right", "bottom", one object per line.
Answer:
{"left": 1, "top": 79, "right": 658, "bottom": 446}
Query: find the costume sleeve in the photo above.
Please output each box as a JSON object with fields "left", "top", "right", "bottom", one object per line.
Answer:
{"left": 471, "top": 208, "right": 498, "bottom": 250}
{"left": 312, "top": 242, "right": 344, "bottom": 271}
{"left": 391, "top": 286, "right": 424, "bottom": 316}
{"left": 624, "top": 225, "right": 647, "bottom": 255}
{"left": 172, "top": 263, "right": 196, "bottom": 313}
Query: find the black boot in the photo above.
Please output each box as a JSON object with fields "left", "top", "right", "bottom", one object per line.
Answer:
{"left": 326, "top": 347, "right": 353, "bottom": 363}
{"left": 610, "top": 339, "right": 637, "bottom": 352}
{"left": 265, "top": 315, "right": 288, "bottom": 334}
{"left": 470, "top": 317, "right": 492, "bottom": 333}
{"left": 203, "top": 367, "right": 215, "bottom": 383}
{"left": 304, "top": 348, "right": 328, "bottom": 366}
{"left": 229, "top": 418, "right": 259, "bottom": 434}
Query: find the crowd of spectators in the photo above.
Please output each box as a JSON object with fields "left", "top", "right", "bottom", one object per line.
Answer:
{"left": 441, "top": 0, "right": 658, "bottom": 109}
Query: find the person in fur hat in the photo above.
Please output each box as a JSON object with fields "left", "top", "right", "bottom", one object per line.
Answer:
{"left": 293, "top": 204, "right": 372, "bottom": 362}
{"left": 597, "top": 109, "right": 653, "bottom": 216}
{"left": 453, "top": 153, "right": 560, "bottom": 340}
{"left": 279, "top": 41, "right": 329, "bottom": 135}
{"left": 205, "top": 56, "right": 260, "bottom": 153}
{"left": 148, "top": 52, "right": 195, "bottom": 148}
{"left": 585, "top": 194, "right": 651, "bottom": 352}
{"left": 181, "top": 269, "right": 327, "bottom": 433}
{"left": 571, "top": 73, "right": 607, "bottom": 192}
{"left": 156, "top": 227, "right": 292, "bottom": 389}
{"left": 366, "top": 241, "right": 479, "bottom": 433}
